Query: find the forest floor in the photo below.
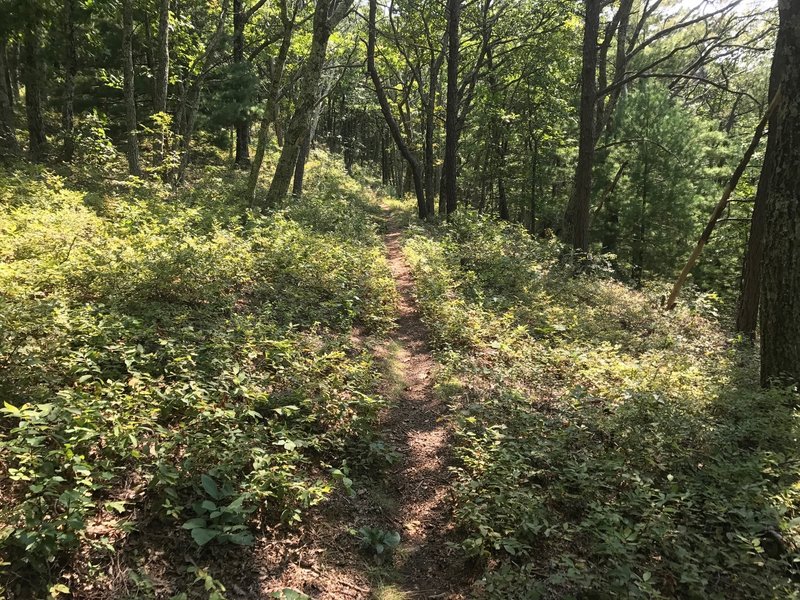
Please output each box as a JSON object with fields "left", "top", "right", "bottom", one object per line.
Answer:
{"left": 5, "top": 157, "right": 797, "bottom": 599}
{"left": 256, "top": 206, "right": 472, "bottom": 599}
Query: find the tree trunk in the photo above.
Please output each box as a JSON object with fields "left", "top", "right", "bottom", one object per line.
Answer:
{"left": 233, "top": 0, "right": 250, "bottom": 167}
{"left": 528, "top": 136, "right": 538, "bottom": 234}
{"left": 760, "top": 0, "right": 800, "bottom": 386}
{"left": 736, "top": 24, "right": 786, "bottom": 337}
{"left": 562, "top": 0, "right": 600, "bottom": 251}
{"left": 23, "top": 21, "right": 48, "bottom": 162}
{"left": 292, "top": 102, "right": 322, "bottom": 197}
{"left": 264, "top": 0, "right": 351, "bottom": 205}
{"left": 666, "top": 90, "right": 782, "bottom": 310}
{"left": 61, "top": 0, "right": 77, "bottom": 161}
{"left": 366, "top": 0, "right": 426, "bottom": 218}
{"left": 7, "top": 41, "right": 19, "bottom": 103}
{"left": 0, "top": 39, "right": 17, "bottom": 154}
{"left": 248, "top": 0, "right": 293, "bottom": 206}
{"left": 122, "top": 0, "right": 141, "bottom": 175}
{"left": 440, "top": 0, "right": 461, "bottom": 217}
{"left": 153, "top": 0, "right": 170, "bottom": 163}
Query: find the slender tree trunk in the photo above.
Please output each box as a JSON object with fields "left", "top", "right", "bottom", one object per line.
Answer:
{"left": 366, "top": 0, "right": 426, "bottom": 217}
{"left": 122, "top": 0, "right": 141, "bottom": 175}
{"left": 292, "top": 102, "right": 322, "bottom": 197}
{"left": 666, "top": 90, "right": 782, "bottom": 310}
{"left": 23, "top": 21, "right": 48, "bottom": 162}
{"left": 736, "top": 25, "right": 786, "bottom": 337}
{"left": 233, "top": 0, "right": 250, "bottom": 167}
{"left": 528, "top": 136, "right": 538, "bottom": 233}
{"left": 61, "top": 0, "right": 77, "bottom": 161}
{"left": 563, "top": 0, "right": 600, "bottom": 251}
{"left": 0, "top": 39, "right": 17, "bottom": 154}
{"left": 8, "top": 42, "right": 19, "bottom": 104}
{"left": 153, "top": 0, "right": 170, "bottom": 164}
{"left": 632, "top": 147, "right": 649, "bottom": 285}
{"left": 264, "top": 0, "right": 351, "bottom": 205}
{"left": 760, "top": 0, "right": 800, "bottom": 387}
{"left": 498, "top": 176, "right": 509, "bottom": 220}
{"left": 440, "top": 0, "right": 461, "bottom": 216}
{"left": 143, "top": 13, "right": 155, "bottom": 71}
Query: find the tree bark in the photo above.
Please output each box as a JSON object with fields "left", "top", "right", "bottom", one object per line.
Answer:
{"left": 562, "top": 0, "right": 600, "bottom": 251}
{"left": 122, "top": 0, "right": 141, "bottom": 175}
{"left": 61, "top": 0, "right": 77, "bottom": 161}
{"left": 153, "top": 0, "right": 170, "bottom": 163}
{"left": 264, "top": 0, "right": 351, "bottom": 206}
{"left": 760, "top": 0, "right": 800, "bottom": 387}
{"left": 248, "top": 0, "right": 294, "bottom": 206}
{"left": 366, "top": 0, "right": 426, "bottom": 218}
{"left": 440, "top": 0, "right": 461, "bottom": 217}
{"left": 23, "top": 20, "right": 48, "bottom": 162}
{"left": 736, "top": 24, "right": 786, "bottom": 337}
{"left": 233, "top": 0, "right": 250, "bottom": 167}
{"left": 0, "top": 38, "right": 17, "bottom": 154}
{"left": 293, "top": 101, "right": 322, "bottom": 198}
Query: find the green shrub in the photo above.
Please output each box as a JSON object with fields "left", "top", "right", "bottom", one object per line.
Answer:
{"left": 405, "top": 210, "right": 800, "bottom": 598}
{"left": 0, "top": 155, "right": 397, "bottom": 595}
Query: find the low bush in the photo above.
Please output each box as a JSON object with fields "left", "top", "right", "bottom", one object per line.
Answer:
{"left": 0, "top": 154, "right": 396, "bottom": 597}
{"left": 404, "top": 210, "right": 800, "bottom": 598}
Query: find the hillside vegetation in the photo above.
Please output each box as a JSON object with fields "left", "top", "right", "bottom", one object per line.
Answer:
{"left": 404, "top": 213, "right": 800, "bottom": 598}
{"left": 0, "top": 153, "right": 398, "bottom": 597}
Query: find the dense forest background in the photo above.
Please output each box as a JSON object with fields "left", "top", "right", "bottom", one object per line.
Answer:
{"left": 2, "top": 0, "right": 800, "bottom": 598}
{"left": 0, "top": 0, "right": 780, "bottom": 301}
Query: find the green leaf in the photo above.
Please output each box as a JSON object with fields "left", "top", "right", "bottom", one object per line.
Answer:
{"left": 384, "top": 531, "right": 401, "bottom": 548}
{"left": 201, "top": 474, "right": 221, "bottom": 500}
{"left": 191, "top": 527, "right": 219, "bottom": 546}
{"left": 49, "top": 583, "right": 70, "bottom": 596}
{"left": 225, "top": 531, "right": 254, "bottom": 546}
{"left": 104, "top": 501, "right": 127, "bottom": 514}
{"left": 182, "top": 518, "right": 207, "bottom": 530}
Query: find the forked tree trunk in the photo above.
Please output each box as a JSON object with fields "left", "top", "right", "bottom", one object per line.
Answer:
{"left": 292, "top": 101, "right": 323, "bottom": 198}
{"left": 264, "top": 0, "right": 351, "bottom": 205}
{"left": 248, "top": 0, "right": 293, "bottom": 206}
{"left": 760, "top": 0, "right": 800, "bottom": 386}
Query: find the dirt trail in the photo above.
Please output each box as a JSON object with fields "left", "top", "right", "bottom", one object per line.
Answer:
{"left": 253, "top": 208, "right": 469, "bottom": 599}
{"left": 378, "top": 212, "right": 467, "bottom": 598}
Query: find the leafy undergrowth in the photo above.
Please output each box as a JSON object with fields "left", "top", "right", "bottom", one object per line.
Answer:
{"left": 404, "top": 212, "right": 800, "bottom": 598}
{"left": 0, "top": 151, "right": 397, "bottom": 598}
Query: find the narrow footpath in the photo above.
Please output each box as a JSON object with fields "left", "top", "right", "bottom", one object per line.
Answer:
{"left": 256, "top": 207, "right": 469, "bottom": 599}
{"left": 379, "top": 210, "right": 467, "bottom": 599}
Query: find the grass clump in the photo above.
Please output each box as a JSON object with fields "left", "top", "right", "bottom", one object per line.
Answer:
{"left": 404, "top": 210, "right": 800, "bottom": 598}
